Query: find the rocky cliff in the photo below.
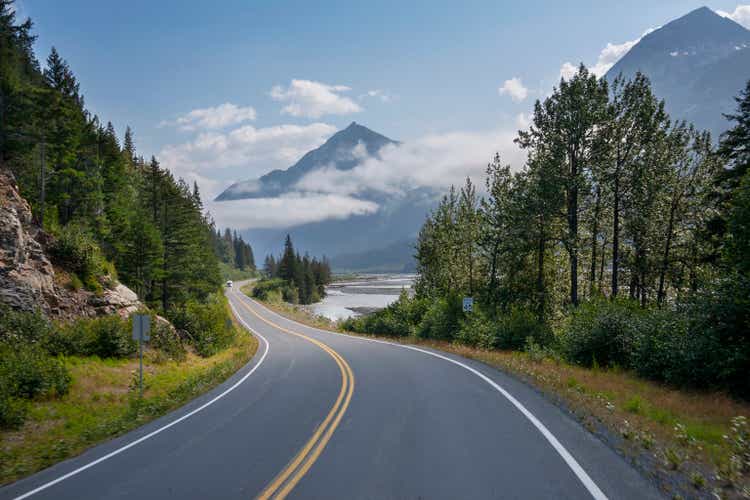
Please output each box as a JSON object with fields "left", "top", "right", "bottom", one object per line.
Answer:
{"left": 0, "top": 168, "right": 141, "bottom": 319}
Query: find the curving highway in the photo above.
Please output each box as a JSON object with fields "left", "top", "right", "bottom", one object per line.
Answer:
{"left": 1, "top": 287, "right": 663, "bottom": 499}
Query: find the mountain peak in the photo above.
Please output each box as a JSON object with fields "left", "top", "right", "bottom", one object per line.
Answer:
{"left": 643, "top": 5, "right": 750, "bottom": 46}
{"left": 323, "top": 121, "right": 395, "bottom": 150}
{"left": 214, "top": 123, "right": 397, "bottom": 201}
{"left": 686, "top": 6, "right": 716, "bottom": 18}
{"left": 605, "top": 4, "right": 750, "bottom": 139}
{"left": 674, "top": 5, "right": 742, "bottom": 27}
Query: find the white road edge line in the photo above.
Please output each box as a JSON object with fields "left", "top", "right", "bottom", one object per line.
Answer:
{"left": 240, "top": 293, "right": 608, "bottom": 500}
{"left": 12, "top": 293, "right": 269, "bottom": 500}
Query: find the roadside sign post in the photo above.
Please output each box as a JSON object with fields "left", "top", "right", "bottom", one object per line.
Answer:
{"left": 132, "top": 314, "right": 151, "bottom": 397}
{"left": 463, "top": 297, "right": 473, "bottom": 313}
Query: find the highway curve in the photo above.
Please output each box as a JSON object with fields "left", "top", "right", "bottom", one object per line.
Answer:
{"left": 0, "top": 287, "right": 663, "bottom": 499}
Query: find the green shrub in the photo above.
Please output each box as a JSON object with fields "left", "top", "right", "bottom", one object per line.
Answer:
{"left": 68, "top": 273, "right": 83, "bottom": 291}
{"left": 416, "top": 294, "right": 463, "bottom": 340}
{"left": 170, "top": 294, "right": 235, "bottom": 357}
{"left": 49, "top": 223, "right": 107, "bottom": 289}
{"left": 560, "top": 299, "right": 640, "bottom": 368}
{"left": 150, "top": 317, "right": 186, "bottom": 362}
{"left": 252, "top": 279, "right": 287, "bottom": 301}
{"left": 0, "top": 343, "right": 71, "bottom": 400}
{"left": 0, "top": 305, "right": 54, "bottom": 345}
{"left": 456, "top": 307, "right": 495, "bottom": 348}
{"left": 341, "top": 290, "right": 427, "bottom": 338}
{"left": 630, "top": 308, "right": 690, "bottom": 383}
{"left": 358, "top": 308, "right": 409, "bottom": 337}
{"left": 494, "top": 306, "right": 553, "bottom": 351}
{"left": 282, "top": 285, "right": 299, "bottom": 304}
{"left": 0, "top": 308, "right": 72, "bottom": 428}
{"left": 690, "top": 274, "right": 750, "bottom": 398}
{"left": 0, "top": 388, "right": 27, "bottom": 429}
{"left": 52, "top": 316, "right": 136, "bottom": 358}
{"left": 456, "top": 305, "right": 551, "bottom": 351}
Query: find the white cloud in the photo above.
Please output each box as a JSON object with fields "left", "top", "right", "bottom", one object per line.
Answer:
{"left": 718, "top": 5, "right": 750, "bottom": 29}
{"left": 359, "top": 89, "right": 393, "bottom": 103}
{"left": 294, "top": 128, "right": 525, "bottom": 197}
{"left": 559, "top": 27, "right": 658, "bottom": 80}
{"left": 498, "top": 77, "right": 529, "bottom": 102}
{"left": 590, "top": 39, "right": 639, "bottom": 76}
{"left": 516, "top": 113, "right": 531, "bottom": 129}
{"left": 270, "top": 79, "right": 362, "bottom": 118}
{"left": 559, "top": 62, "right": 578, "bottom": 81}
{"left": 160, "top": 103, "right": 257, "bottom": 131}
{"left": 158, "top": 122, "right": 336, "bottom": 199}
{"left": 206, "top": 193, "right": 378, "bottom": 229}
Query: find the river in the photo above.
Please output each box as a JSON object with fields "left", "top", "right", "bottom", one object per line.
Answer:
{"left": 306, "top": 274, "right": 415, "bottom": 321}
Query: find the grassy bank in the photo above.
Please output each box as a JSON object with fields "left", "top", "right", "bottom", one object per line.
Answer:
{"left": 243, "top": 287, "right": 750, "bottom": 498}
{"left": 0, "top": 316, "right": 257, "bottom": 485}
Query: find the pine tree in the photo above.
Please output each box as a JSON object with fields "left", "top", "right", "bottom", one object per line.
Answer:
{"left": 264, "top": 255, "right": 277, "bottom": 277}
{"left": 278, "top": 235, "right": 297, "bottom": 282}
{"left": 123, "top": 125, "right": 135, "bottom": 163}
{"left": 719, "top": 79, "right": 750, "bottom": 191}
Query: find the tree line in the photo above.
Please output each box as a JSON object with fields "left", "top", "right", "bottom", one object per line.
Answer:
{"left": 346, "top": 65, "right": 750, "bottom": 398}
{"left": 256, "top": 235, "right": 332, "bottom": 305}
{"left": 211, "top": 228, "right": 256, "bottom": 274}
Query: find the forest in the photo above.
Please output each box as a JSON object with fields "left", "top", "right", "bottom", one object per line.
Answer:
{"left": 0, "top": 1, "right": 254, "bottom": 310}
{"left": 253, "top": 235, "right": 332, "bottom": 305}
{"left": 0, "top": 0, "right": 257, "bottom": 427}
{"left": 344, "top": 65, "right": 750, "bottom": 399}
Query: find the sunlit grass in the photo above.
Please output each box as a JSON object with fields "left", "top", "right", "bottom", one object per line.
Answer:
{"left": 0, "top": 327, "right": 257, "bottom": 485}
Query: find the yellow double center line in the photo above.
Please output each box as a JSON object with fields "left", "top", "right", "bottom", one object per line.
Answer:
{"left": 234, "top": 297, "right": 354, "bottom": 500}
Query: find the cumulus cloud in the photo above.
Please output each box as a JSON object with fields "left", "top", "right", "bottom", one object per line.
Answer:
{"left": 498, "top": 77, "right": 529, "bottom": 102}
{"left": 559, "top": 27, "right": 658, "bottom": 80}
{"left": 206, "top": 193, "right": 378, "bottom": 229}
{"left": 160, "top": 103, "right": 257, "bottom": 131}
{"left": 718, "top": 5, "right": 750, "bottom": 29}
{"left": 158, "top": 122, "right": 336, "bottom": 198}
{"left": 294, "top": 128, "right": 525, "bottom": 197}
{"left": 270, "top": 79, "right": 362, "bottom": 118}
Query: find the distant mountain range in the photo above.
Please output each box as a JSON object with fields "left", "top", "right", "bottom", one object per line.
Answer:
{"left": 605, "top": 6, "right": 750, "bottom": 138}
{"left": 214, "top": 122, "right": 435, "bottom": 271}
{"left": 216, "top": 6, "right": 749, "bottom": 272}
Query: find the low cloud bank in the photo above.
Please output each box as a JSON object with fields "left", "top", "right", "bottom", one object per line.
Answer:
{"left": 295, "top": 128, "right": 525, "bottom": 198}
{"left": 206, "top": 193, "right": 379, "bottom": 230}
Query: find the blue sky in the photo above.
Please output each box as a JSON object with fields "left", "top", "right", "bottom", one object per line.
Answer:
{"left": 15, "top": 1, "right": 750, "bottom": 228}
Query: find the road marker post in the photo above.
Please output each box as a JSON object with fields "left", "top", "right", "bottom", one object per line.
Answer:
{"left": 131, "top": 314, "right": 151, "bottom": 397}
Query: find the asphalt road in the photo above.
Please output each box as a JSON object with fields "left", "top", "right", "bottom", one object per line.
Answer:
{"left": 1, "top": 287, "right": 664, "bottom": 499}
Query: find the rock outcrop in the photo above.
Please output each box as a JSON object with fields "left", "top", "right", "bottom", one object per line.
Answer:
{"left": 0, "top": 168, "right": 142, "bottom": 319}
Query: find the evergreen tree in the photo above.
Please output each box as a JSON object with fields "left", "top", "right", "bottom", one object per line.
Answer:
{"left": 277, "top": 235, "right": 297, "bottom": 282}
{"left": 123, "top": 125, "right": 135, "bottom": 163}
{"left": 719, "top": 79, "right": 750, "bottom": 192}
{"left": 264, "top": 255, "right": 277, "bottom": 277}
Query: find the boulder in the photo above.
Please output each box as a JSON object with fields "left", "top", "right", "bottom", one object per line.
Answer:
{"left": 0, "top": 168, "right": 145, "bottom": 319}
